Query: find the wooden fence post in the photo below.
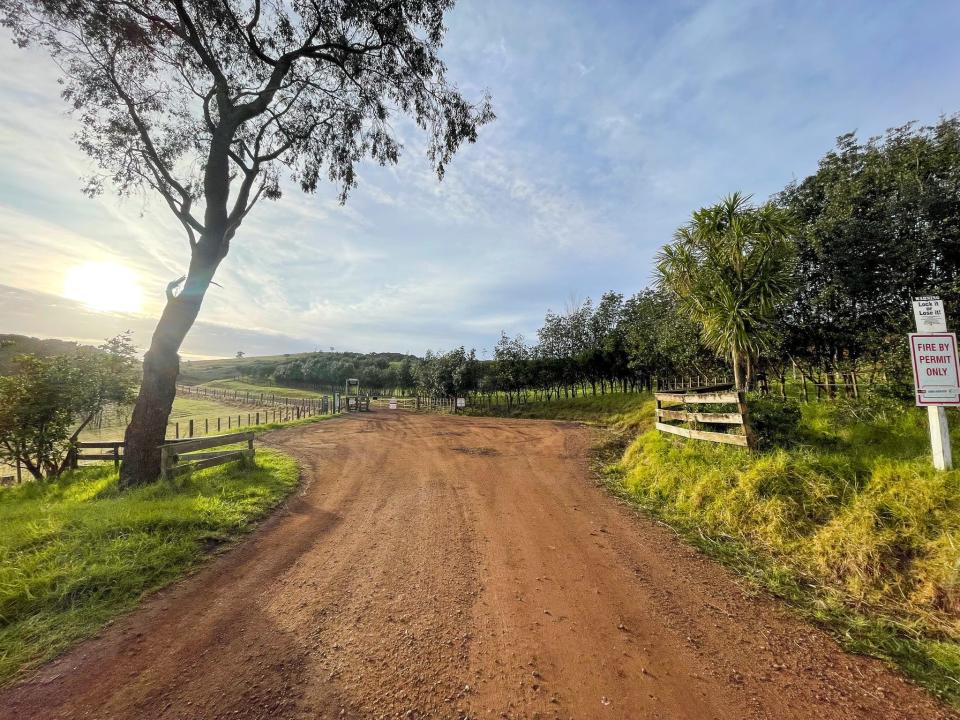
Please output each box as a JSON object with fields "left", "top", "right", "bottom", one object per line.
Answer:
{"left": 737, "top": 391, "right": 758, "bottom": 451}
{"left": 160, "top": 444, "right": 171, "bottom": 481}
{"left": 113, "top": 443, "right": 120, "bottom": 470}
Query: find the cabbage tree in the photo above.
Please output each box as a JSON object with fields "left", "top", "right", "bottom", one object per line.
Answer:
{"left": 656, "top": 193, "right": 796, "bottom": 390}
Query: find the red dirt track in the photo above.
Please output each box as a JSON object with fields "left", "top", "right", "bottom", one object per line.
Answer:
{"left": 0, "top": 412, "right": 954, "bottom": 719}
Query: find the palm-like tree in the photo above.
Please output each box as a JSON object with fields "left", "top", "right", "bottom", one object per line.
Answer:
{"left": 656, "top": 193, "right": 796, "bottom": 390}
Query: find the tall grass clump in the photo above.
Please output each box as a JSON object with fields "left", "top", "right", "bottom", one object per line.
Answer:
{"left": 615, "top": 398, "right": 960, "bottom": 705}
{"left": 0, "top": 449, "right": 299, "bottom": 684}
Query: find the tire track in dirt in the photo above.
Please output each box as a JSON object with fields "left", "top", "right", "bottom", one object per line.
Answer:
{"left": 0, "top": 412, "right": 953, "bottom": 719}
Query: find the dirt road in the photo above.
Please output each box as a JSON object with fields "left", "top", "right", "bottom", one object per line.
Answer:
{"left": 0, "top": 412, "right": 953, "bottom": 719}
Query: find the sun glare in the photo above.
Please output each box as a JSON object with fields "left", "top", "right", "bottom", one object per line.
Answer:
{"left": 63, "top": 261, "right": 144, "bottom": 313}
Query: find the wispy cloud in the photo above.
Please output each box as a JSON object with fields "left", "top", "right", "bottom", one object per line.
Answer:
{"left": 2, "top": 0, "right": 960, "bottom": 356}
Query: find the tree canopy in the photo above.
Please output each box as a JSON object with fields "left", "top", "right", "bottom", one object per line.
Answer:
{"left": 0, "top": 334, "right": 139, "bottom": 479}
{"left": 1, "top": 0, "right": 493, "bottom": 484}
{"left": 657, "top": 193, "right": 797, "bottom": 390}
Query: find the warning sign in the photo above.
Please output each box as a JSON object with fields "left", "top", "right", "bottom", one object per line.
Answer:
{"left": 913, "top": 296, "right": 948, "bottom": 332}
{"left": 910, "top": 333, "right": 960, "bottom": 405}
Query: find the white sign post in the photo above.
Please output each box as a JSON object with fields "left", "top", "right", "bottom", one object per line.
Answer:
{"left": 910, "top": 298, "right": 958, "bottom": 470}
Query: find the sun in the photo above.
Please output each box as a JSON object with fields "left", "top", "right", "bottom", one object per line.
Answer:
{"left": 64, "top": 261, "right": 144, "bottom": 313}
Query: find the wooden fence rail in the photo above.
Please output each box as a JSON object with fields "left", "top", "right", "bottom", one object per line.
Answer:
{"left": 654, "top": 386, "right": 756, "bottom": 450}
{"left": 160, "top": 431, "right": 255, "bottom": 480}
{"left": 73, "top": 441, "right": 124, "bottom": 469}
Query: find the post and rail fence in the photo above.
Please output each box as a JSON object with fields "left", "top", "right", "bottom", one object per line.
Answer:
{"left": 654, "top": 384, "right": 757, "bottom": 451}
{"left": 175, "top": 384, "right": 329, "bottom": 413}
{"left": 159, "top": 431, "right": 255, "bottom": 480}
{"left": 60, "top": 432, "right": 257, "bottom": 480}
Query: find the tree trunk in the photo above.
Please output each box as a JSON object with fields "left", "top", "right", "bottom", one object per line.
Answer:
{"left": 731, "top": 348, "right": 744, "bottom": 391}
{"left": 120, "top": 237, "right": 224, "bottom": 487}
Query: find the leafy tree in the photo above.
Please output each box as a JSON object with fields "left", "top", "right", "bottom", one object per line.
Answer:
{"left": 620, "top": 289, "right": 713, "bottom": 385}
{"left": 2, "top": 1, "right": 493, "bottom": 485}
{"left": 0, "top": 334, "right": 139, "bottom": 479}
{"left": 492, "top": 332, "right": 529, "bottom": 404}
{"left": 586, "top": 291, "right": 626, "bottom": 393}
{"left": 657, "top": 192, "right": 796, "bottom": 390}
{"left": 397, "top": 356, "right": 416, "bottom": 394}
{"left": 416, "top": 347, "right": 477, "bottom": 397}
{"left": 778, "top": 117, "right": 960, "bottom": 390}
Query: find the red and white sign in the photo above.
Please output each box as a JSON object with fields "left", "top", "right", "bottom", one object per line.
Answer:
{"left": 910, "top": 333, "right": 960, "bottom": 405}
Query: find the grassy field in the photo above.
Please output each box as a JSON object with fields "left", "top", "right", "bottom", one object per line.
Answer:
{"left": 178, "top": 354, "right": 314, "bottom": 384}
{"left": 469, "top": 392, "right": 960, "bottom": 707}
{"left": 199, "top": 378, "right": 330, "bottom": 400}
{"left": 81, "top": 395, "right": 268, "bottom": 442}
{"left": 0, "top": 449, "right": 300, "bottom": 685}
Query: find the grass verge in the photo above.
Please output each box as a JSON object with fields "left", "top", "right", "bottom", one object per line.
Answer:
{"left": 463, "top": 391, "right": 650, "bottom": 431}
{"left": 471, "top": 392, "right": 960, "bottom": 708}
{"left": 0, "top": 448, "right": 300, "bottom": 685}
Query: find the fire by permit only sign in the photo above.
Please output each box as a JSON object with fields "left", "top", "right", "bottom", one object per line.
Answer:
{"left": 910, "top": 333, "right": 960, "bottom": 405}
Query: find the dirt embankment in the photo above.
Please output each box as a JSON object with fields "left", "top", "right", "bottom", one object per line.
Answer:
{"left": 0, "top": 412, "right": 953, "bottom": 719}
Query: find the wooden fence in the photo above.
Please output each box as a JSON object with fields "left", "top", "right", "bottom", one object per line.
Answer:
{"left": 167, "top": 400, "right": 329, "bottom": 439}
{"left": 160, "top": 431, "right": 255, "bottom": 480}
{"left": 370, "top": 396, "right": 465, "bottom": 412}
{"left": 654, "top": 386, "right": 756, "bottom": 450}
{"left": 176, "top": 384, "right": 328, "bottom": 412}
{"left": 657, "top": 376, "right": 734, "bottom": 391}
{"left": 72, "top": 441, "right": 124, "bottom": 469}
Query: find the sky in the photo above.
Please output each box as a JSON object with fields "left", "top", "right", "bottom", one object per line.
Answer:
{"left": 2, "top": 0, "right": 960, "bottom": 359}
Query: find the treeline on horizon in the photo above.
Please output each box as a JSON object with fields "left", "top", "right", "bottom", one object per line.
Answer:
{"left": 255, "top": 117, "right": 960, "bottom": 402}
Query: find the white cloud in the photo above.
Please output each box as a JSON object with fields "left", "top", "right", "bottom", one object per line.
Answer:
{"left": 2, "top": 0, "right": 960, "bottom": 356}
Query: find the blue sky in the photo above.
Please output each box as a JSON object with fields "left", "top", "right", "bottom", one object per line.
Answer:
{"left": 2, "top": 0, "right": 960, "bottom": 359}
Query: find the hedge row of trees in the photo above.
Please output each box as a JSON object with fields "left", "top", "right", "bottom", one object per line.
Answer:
{"left": 413, "top": 116, "right": 960, "bottom": 401}
{"left": 256, "top": 117, "right": 959, "bottom": 402}
{"left": 249, "top": 352, "right": 418, "bottom": 395}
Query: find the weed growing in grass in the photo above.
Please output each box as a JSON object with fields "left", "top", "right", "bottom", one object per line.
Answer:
{"left": 0, "top": 449, "right": 299, "bottom": 684}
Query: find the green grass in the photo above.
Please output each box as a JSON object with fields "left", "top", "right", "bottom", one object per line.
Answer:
{"left": 82, "top": 393, "right": 328, "bottom": 443}
{"left": 0, "top": 449, "right": 300, "bottom": 684}
{"left": 464, "top": 391, "right": 650, "bottom": 431}
{"left": 200, "top": 378, "right": 330, "bottom": 400}
{"left": 471, "top": 391, "right": 960, "bottom": 707}
{"left": 178, "top": 353, "right": 315, "bottom": 384}
{"left": 81, "top": 395, "right": 267, "bottom": 442}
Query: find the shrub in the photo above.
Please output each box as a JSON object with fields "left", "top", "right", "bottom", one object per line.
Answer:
{"left": 748, "top": 396, "right": 802, "bottom": 449}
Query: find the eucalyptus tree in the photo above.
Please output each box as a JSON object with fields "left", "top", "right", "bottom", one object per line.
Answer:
{"left": 656, "top": 193, "right": 796, "bottom": 390}
{"left": 2, "top": 1, "right": 493, "bottom": 485}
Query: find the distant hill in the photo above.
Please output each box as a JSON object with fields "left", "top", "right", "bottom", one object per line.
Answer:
{"left": 179, "top": 352, "right": 317, "bottom": 384}
{"left": 179, "top": 350, "right": 418, "bottom": 386}
{"left": 0, "top": 334, "right": 87, "bottom": 375}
